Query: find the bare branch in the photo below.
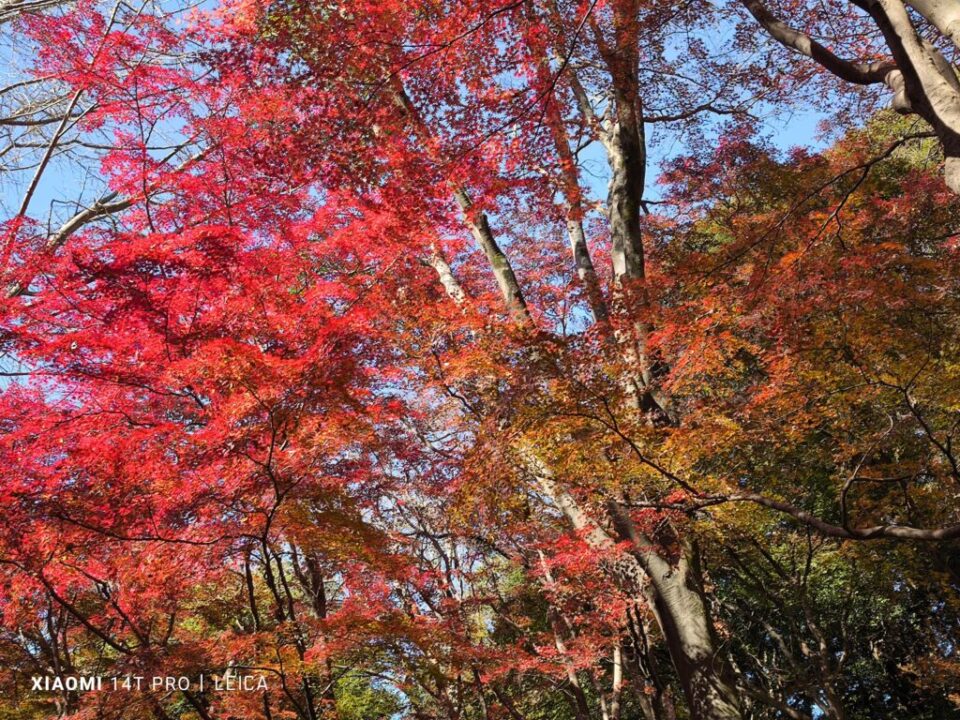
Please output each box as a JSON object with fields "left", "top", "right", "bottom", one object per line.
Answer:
{"left": 740, "top": 0, "right": 895, "bottom": 84}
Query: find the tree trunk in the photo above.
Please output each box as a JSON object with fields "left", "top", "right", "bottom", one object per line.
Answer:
{"left": 606, "top": 503, "right": 742, "bottom": 720}
{"left": 867, "top": 0, "right": 960, "bottom": 193}
{"left": 533, "top": 472, "right": 743, "bottom": 720}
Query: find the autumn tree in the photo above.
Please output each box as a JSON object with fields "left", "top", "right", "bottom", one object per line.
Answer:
{"left": 1, "top": 1, "right": 959, "bottom": 720}
{"left": 739, "top": 0, "right": 960, "bottom": 193}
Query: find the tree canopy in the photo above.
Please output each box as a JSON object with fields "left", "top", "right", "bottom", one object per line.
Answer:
{"left": 0, "top": 1, "right": 958, "bottom": 719}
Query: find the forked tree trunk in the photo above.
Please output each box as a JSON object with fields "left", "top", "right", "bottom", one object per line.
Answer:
{"left": 534, "top": 473, "right": 743, "bottom": 720}
{"left": 606, "top": 503, "right": 742, "bottom": 720}
{"left": 410, "top": 6, "right": 742, "bottom": 704}
{"left": 581, "top": 16, "right": 739, "bottom": 713}
{"left": 644, "top": 561, "right": 742, "bottom": 720}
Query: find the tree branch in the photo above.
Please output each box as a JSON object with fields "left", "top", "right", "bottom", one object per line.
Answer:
{"left": 740, "top": 0, "right": 895, "bottom": 84}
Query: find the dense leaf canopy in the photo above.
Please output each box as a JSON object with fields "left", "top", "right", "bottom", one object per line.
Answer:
{"left": 1, "top": 1, "right": 959, "bottom": 719}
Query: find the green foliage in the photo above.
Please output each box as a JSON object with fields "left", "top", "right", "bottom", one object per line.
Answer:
{"left": 336, "top": 672, "right": 404, "bottom": 720}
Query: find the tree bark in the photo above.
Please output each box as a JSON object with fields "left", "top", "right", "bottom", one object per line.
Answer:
{"left": 586, "top": 8, "right": 674, "bottom": 420}
{"left": 867, "top": 0, "right": 960, "bottom": 193}
{"left": 390, "top": 82, "right": 533, "bottom": 325}
{"left": 532, "top": 471, "right": 743, "bottom": 720}
{"left": 906, "top": 0, "right": 960, "bottom": 50}
{"left": 743, "top": 0, "right": 960, "bottom": 193}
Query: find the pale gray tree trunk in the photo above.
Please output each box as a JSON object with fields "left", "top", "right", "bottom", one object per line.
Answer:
{"left": 391, "top": 81, "right": 533, "bottom": 325}
{"left": 413, "top": 6, "right": 741, "bottom": 710}
{"left": 584, "top": 7, "right": 675, "bottom": 421}
{"left": 868, "top": 0, "right": 960, "bottom": 192}
{"left": 532, "top": 469, "right": 743, "bottom": 720}
{"left": 905, "top": 0, "right": 960, "bottom": 52}
{"left": 743, "top": 0, "right": 960, "bottom": 193}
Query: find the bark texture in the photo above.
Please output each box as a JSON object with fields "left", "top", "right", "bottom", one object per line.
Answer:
{"left": 533, "top": 470, "right": 743, "bottom": 720}
{"left": 744, "top": 0, "right": 960, "bottom": 193}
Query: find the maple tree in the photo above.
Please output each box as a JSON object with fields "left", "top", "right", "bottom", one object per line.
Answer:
{"left": 1, "top": 1, "right": 959, "bottom": 720}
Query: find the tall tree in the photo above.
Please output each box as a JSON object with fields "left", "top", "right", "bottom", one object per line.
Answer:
{"left": 1, "top": 2, "right": 958, "bottom": 720}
